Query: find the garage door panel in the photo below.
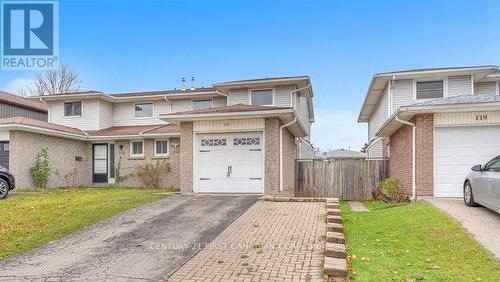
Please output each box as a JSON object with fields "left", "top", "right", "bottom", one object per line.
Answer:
{"left": 197, "top": 132, "right": 263, "bottom": 194}
{"left": 435, "top": 126, "right": 500, "bottom": 197}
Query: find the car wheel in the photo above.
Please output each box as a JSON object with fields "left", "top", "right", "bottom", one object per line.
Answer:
{"left": 464, "top": 181, "right": 478, "bottom": 207}
{"left": 0, "top": 178, "right": 9, "bottom": 199}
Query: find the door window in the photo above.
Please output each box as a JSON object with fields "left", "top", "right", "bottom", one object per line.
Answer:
{"left": 201, "top": 138, "right": 227, "bottom": 146}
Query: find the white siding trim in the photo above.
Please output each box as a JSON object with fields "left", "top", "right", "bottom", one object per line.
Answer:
{"left": 497, "top": 83, "right": 500, "bottom": 96}
{"left": 471, "top": 75, "right": 474, "bottom": 96}
{"left": 444, "top": 77, "right": 448, "bottom": 97}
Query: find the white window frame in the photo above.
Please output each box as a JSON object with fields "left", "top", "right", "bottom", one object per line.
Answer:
{"left": 63, "top": 101, "right": 83, "bottom": 117}
{"left": 154, "top": 139, "right": 169, "bottom": 157}
{"left": 413, "top": 79, "right": 445, "bottom": 100}
{"left": 249, "top": 88, "right": 275, "bottom": 106}
{"left": 192, "top": 99, "right": 213, "bottom": 110}
{"left": 134, "top": 102, "right": 154, "bottom": 119}
{"left": 130, "top": 140, "right": 144, "bottom": 157}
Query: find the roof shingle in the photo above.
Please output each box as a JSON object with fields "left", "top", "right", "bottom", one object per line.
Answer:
{"left": 163, "top": 104, "right": 291, "bottom": 116}
{"left": 0, "top": 91, "right": 48, "bottom": 112}
{"left": 0, "top": 117, "right": 85, "bottom": 135}
{"left": 411, "top": 94, "right": 500, "bottom": 107}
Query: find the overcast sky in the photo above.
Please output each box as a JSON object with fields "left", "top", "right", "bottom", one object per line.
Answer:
{"left": 1, "top": 0, "right": 499, "bottom": 151}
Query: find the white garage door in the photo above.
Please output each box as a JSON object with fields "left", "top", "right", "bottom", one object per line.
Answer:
{"left": 196, "top": 132, "right": 263, "bottom": 194}
{"left": 434, "top": 126, "right": 500, "bottom": 197}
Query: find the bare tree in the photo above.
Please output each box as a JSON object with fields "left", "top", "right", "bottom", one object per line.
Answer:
{"left": 19, "top": 64, "right": 81, "bottom": 97}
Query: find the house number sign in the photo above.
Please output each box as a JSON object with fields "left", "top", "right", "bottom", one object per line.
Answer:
{"left": 475, "top": 114, "right": 488, "bottom": 121}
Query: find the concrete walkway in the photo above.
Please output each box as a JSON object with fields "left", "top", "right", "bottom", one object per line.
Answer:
{"left": 167, "top": 200, "right": 326, "bottom": 281}
{"left": 426, "top": 198, "right": 500, "bottom": 260}
{"left": 348, "top": 201, "right": 368, "bottom": 212}
{"left": 0, "top": 195, "right": 258, "bottom": 281}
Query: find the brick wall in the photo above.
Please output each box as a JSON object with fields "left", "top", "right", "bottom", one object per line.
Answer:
{"left": 388, "top": 114, "right": 434, "bottom": 197}
{"left": 388, "top": 123, "right": 413, "bottom": 195}
{"left": 115, "top": 137, "right": 180, "bottom": 189}
{"left": 415, "top": 114, "right": 434, "bottom": 196}
{"left": 179, "top": 122, "right": 193, "bottom": 194}
{"left": 9, "top": 131, "right": 92, "bottom": 188}
{"left": 264, "top": 118, "right": 296, "bottom": 196}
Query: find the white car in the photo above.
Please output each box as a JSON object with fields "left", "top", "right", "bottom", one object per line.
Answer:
{"left": 464, "top": 156, "right": 500, "bottom": 214}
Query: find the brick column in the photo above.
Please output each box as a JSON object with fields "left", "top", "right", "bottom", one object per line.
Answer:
{"left": 180, "top": 121, "right": 193, "bottom": 194}
{"left": 415, "top": 114, "right": 434, "bottom": 196}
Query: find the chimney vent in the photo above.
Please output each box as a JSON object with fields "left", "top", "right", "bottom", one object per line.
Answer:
{"left": 190, "top": 76, "right": 195, "bottom": 91}
{"left": 181, "top": 77, "right": 186, "bottom": 91}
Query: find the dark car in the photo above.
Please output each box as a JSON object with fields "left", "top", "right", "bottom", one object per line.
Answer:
{"left": 0, "top": 166, "right": 15, "bottom": 199}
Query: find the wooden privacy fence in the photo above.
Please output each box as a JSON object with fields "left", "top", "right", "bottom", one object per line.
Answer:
{"left": 295, "top": 158, "right": 389, "bottom": 200}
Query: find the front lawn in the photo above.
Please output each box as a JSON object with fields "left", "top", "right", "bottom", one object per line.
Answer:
{"left": 341, "top": 201, "right": 500, "bottom": 281}
{"left": 0, "top": 187, "right": 175, "bottom": 259}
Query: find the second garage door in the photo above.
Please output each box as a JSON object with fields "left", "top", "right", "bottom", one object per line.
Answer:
{"left": 196, "top": 132, "right": 263, "bottom": 194}
{"left": 434, "top": 126, "right": 500, "bottom": 197}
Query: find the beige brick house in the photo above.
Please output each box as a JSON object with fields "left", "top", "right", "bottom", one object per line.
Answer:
{"left": 359, "top": 65, "right": 500, "bottom": 199}
{"left": 0, "top": 76, "right": 315, "bottom": 195}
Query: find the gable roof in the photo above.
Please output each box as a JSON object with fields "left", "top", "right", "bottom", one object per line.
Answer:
{"left": 86, "top": 124, "right": 180, "bottom": 136}
{"left": 410, "top": 93, "right": 500, "bottom": 107}
{"left": 0, "top": 116, "right": 86, "bottom": 136}
{"left": 0, "top": 91, "right": 48, "bottom": 113}
{"left": 109, "top": 87, "right": 217, "bottom": 97}
{"left": 358, "top": 65, "right": 498, "bottom": 122}
{"left": 0, "top": 117, "right": 180, "bottom": 140}
{"left": 163, "top": 104, "right": 290, "bottom": 116}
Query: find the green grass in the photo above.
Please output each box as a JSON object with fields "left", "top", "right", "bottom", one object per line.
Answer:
{"left": 341, "top": 201, "right": 500, "bottom": 281}
{"left": 0, "top": 187, "right": 175, "bottom": 259}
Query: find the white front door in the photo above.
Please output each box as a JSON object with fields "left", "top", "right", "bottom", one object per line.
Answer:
{"left": 196, "top": 132, "right": 263, "bottom": 194}
{"left": 434, "top": 126, "right": 500, "bottom": 197}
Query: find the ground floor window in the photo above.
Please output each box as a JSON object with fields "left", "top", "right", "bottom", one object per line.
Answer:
{"left": 0, "top": 141, "right": 9, "bottom": 169}
{"left": 130, "top": 141, "right": 144, "bottom": 156}
{"left": 154, "top": 139, "right": 169, "bottom": 156}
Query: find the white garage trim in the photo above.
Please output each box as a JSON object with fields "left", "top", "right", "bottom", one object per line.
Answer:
{"left": 433, "top": 124, "right": 500, "bottom": 197}
{"left": 193, "top": 131, "right": 265, "bottom": 194}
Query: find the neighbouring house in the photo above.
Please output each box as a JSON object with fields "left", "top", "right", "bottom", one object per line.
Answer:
{"left": 0, "top": 91, "right": 48, "bottom": 168}
{"left": 0, "top": 76, "right": 315, "bottom": 195}
{"left": 359, "top": 65, "right": 500, "bottom": 199}
{"left": 322, "top": 149, "right": 366, "bottom": 159}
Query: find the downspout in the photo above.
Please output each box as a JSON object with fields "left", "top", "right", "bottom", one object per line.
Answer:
{"left": 164, "top": 95, "right": 173, "bottom": 113}
{"left": 279, "top": 117, "right": 297, "bottom": 192}
{"left": 395, "top": 115, "right": 416, "bottom": 201}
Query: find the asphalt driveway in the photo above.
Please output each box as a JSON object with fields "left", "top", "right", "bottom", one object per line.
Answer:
{"left": 426, "top": 198, "right": 500, "bottom": 260}
{"left": 0, "top": 194, "right": 258, "bottom": 281}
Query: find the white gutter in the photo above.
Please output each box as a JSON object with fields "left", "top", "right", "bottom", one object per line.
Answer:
{"left": 279, "top": 117, "right": 297, "bottom": 192}
{"left": 395, "top": 115, "right": 416, "bottom": 201}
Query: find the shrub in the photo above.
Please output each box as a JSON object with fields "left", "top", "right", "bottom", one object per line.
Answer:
{"left": 30, "top": 147, "right": 51, "bottom": 188}
{"left": 373, "top": 177, "right": 409, "bottom": 203}
{"left": 135, "top": 160, "right": 171, "bottom": 188}
{"left": 54, "top": 158, "right": 84, "bottom": 189}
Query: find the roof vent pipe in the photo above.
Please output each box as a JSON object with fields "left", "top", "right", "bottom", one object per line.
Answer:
{"left": 190, "top": 77, "right": 195, "bottom": 91}
{"left": 181, "top": 77, "right": 186, "bottom": 91}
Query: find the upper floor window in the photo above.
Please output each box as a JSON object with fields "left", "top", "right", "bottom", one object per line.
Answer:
{"left": 135, "top": 103, "right": 153, "bottom": 118}
{"left": 64, "top": 101, "right": 81, "bottom": 116}
{"left": 193, "top": 100, "right": 212, "bottom": 110}
{"left": 251, "top": 89, "right": 273, "bottom": 105}
{"left": 416, "top": 81, "right": 443, "bottom": 99}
